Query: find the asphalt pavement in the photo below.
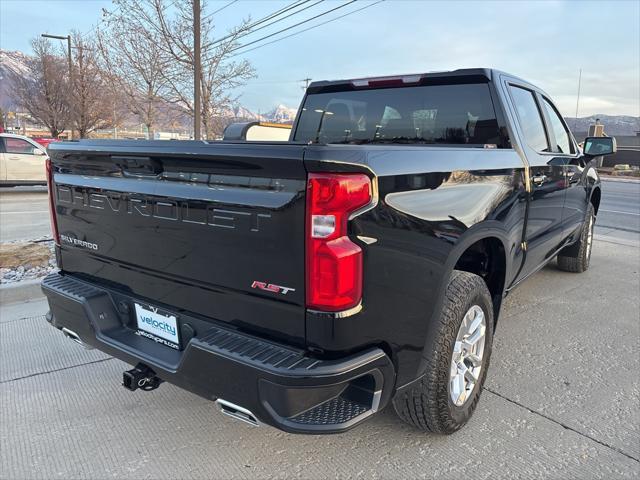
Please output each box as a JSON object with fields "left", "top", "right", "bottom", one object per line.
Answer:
{"left": 1, "top": 237, "right": 638, "bottom": 479}
{"left": 0, "top": 178, "right": 639, "bottom": 479}
{"left": 597, "top": 179, "right": 640, "bottom": 233}
{"left": 0, "top": 186, "right": 49, "bottom": 242}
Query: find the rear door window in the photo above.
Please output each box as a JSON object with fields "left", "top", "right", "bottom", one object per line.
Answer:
{"left": 508, "top": 85, "right": 550, "bottom": 152}
{"left": 542, "top": 97, "right": 574, "bottom": 154}
{"left": 294, "top": 83, "right": 503, "bottom": 147}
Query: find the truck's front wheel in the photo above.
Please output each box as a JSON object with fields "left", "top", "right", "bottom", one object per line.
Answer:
{"left": 393, "top": 270, "right": 494, "bottom": 434}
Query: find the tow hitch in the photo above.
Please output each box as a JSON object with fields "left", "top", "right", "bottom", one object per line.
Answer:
{"left": 123, "top": 364, "right": 163, "bottom": 392}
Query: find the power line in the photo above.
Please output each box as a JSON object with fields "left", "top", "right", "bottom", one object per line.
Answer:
{"left": 82, "top": 0, "right": 316, "bottom": 51}
{"left": 229, "top": 0, "right": 358, "bottom": 54}
{"left": 207, "top": 0, "right": 238, "bottom": 17}
{"left": 207, "top": 0, "right": 311, "bottom": 41}
{"left": 214, "top": 0, "right": 325, "bottom": 44}
{"left": 80, "top": 4, "right": 120, "bottom": 40}
{"left": 208, "top": 0, "right": 311, "bottom": 45}
{"left": 230, "top": 0, "right": 384, "bottom": 57}
{"left": 83, "top": 0, "right": 235, "bottom": 40}
{"left": 207, "top": 0, "right": 303, "bottom": 22}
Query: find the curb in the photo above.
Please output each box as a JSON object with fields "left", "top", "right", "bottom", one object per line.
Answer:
{"left": 0, "top": 278, "right": 44, "bottom": 305}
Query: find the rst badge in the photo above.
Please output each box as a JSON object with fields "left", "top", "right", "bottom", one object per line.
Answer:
{"left": 251, "top": 281, "right": 295, "bottom": 295}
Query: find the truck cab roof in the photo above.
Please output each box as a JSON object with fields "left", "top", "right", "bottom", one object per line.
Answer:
{"left": 306, "top": 68, "right": 540, "bottom": 95}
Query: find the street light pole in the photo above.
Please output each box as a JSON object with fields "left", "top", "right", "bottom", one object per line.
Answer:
{"left": 41, "top": 33, "right": 74, "bottom": 140}
{"left": 193, "top": 0, "right": 202, "bottom": 140}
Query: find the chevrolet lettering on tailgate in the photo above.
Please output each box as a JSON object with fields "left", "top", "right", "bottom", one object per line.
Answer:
{"left": 56, "top": 185, "right": 271, "bottom": 231}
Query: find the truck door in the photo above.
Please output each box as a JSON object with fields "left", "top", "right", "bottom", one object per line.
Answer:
{"left": 506, "top": 83, "right": 568, "bottom": 279}
{"left": 538, "top": 95, "right": 585, "bottom": 241}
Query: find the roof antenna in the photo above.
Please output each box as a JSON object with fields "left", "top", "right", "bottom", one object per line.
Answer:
{"left": 573, "top": 68, "right": 582, "bottom": 132}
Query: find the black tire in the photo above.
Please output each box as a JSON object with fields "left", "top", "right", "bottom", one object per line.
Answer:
{"left": 393, "top": 270, "right": 494, "bottom": 434}
{"left": 557, "top": 204, "right": 595, "bottom": 273}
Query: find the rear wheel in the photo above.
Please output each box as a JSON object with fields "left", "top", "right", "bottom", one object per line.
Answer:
{"left": 557, "top": 204, "right": 595, "bottom": 273}
{"left": 393, "top": 270, "right": 494, "bottom": 434}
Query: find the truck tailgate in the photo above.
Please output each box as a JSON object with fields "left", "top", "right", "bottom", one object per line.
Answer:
{"left": 48, "top": 141, "right": 307, "bottom": 344}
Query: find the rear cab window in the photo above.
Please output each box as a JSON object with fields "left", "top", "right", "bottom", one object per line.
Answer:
{"left": 294, "top": 82, "right": 506, "bottom": 147}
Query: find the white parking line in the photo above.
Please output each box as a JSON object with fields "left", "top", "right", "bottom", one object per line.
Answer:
{"left": 0, "top": 210, "right": 49, "bottom": 215}
{"left": 599, "top": 209, "right": 640, "bottom": 216}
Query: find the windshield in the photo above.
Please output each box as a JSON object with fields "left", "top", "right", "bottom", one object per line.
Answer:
{"left": 294, "top": 83, "right": 503, "bottom": 147}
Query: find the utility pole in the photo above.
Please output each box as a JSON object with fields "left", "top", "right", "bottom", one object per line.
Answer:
{"left": 113, "top": 105, "right": 118, "bottom": 139}
{"left": 193, "top": 0, "right": 202, "bottom": 140}
{"left": 42, "top": 33, "right": 74, "bottom": 139}
{"left": 300, "top": 77, "right": 312, "bottom": 90}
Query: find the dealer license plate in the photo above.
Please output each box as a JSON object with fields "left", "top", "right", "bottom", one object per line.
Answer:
{"left": 135, "top": 303, "right": 180, "bottom": 349}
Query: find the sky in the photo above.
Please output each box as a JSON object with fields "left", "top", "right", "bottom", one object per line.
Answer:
{"left": 1, "top": 0, "right": 639, "bottom": 117}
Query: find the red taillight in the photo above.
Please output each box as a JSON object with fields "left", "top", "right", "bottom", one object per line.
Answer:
{"left": 306, "top": 173, "right": 371, "bottom": 312}
{"left": 46, "top": 159, "right": 60, "bottom": 244}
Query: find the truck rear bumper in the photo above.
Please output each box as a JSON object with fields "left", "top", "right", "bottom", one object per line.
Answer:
{"left": 41, "top": 273, "right": 395, "bottom": 434}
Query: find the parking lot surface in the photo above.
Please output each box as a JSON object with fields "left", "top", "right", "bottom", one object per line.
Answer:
{"left": 1, "top": 234, "right": 638, "bottom": 479}
{"left": 597, "top": 180, "right": 640, "bottom": 244}
{"left": 0, "top": 186, "right": 49, "bottom": 242}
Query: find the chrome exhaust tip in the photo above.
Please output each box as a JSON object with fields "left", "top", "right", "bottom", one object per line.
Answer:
{"left": 61, "top": 327, "right": 94, "bottom": 350}
{"left": 216, "top": 399, "right": 259, "bottom": 427}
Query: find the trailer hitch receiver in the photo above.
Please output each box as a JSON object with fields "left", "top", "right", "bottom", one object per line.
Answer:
{"left": 123, "top": 364, "right": 163, "bottom": 392}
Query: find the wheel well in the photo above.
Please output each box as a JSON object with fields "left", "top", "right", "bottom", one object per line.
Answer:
{"left": 453, "top": 237, "right": 506, "bottom": 323}
{"left": 590, "top": 187, "right": 601, "bottom": 215}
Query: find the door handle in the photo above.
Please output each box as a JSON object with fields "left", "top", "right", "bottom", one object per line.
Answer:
{"left": 567, "top": 170, "right": 579, "bottom": 184}
{"left": 532, "top": 174, "right": 547, "bottom": 186}
{"left": 9, "top": 156, "right": 21, "bottom": 160}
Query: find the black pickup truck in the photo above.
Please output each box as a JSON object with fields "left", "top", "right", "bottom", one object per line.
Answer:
{"left": 42, "top": 69, "right": 616, "bottom": 434}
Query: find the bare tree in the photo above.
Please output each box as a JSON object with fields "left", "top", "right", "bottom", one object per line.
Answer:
{"left": 108, "top": 0, "right": 255, "bottom": 139}
{"left": 96, "top": 13, "right": 169, "bottom": 138}
{"left": 68, "top": 33, "right": 112, "bottom": 138}
{"left": 11, "top": 38, "right": 69, "bottom": 137}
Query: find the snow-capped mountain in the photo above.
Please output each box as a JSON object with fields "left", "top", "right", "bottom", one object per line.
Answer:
{"left": 565, "top": 115, "right": 639, "bottom": 136}
{"left": 264, "top": 104, "right": 298, "bottom": 123}
{"left": 228, "top": 105, "right": 261, "bottom": 121}
{"left": 1, "top": 50, "right": 31, "bottom": 78}
{"left": 228, "top": 104, "right": 299, "bottom": 123}
{"left": 0, "top": 50, "right": 33, "bottom": 109}
{"left": 225, "top": 104, "right": 298, "bottom": 123}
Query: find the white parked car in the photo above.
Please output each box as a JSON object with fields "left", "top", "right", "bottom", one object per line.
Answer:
{"left": 0, "top": 133, "right": 49, "bottom": 185}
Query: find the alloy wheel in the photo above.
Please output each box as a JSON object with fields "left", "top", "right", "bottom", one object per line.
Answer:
{"left": 585, "top": 213, "right": 594, "bottom": 260}
{"left": 449, "top": 305, "right": 487, "bottom": 407}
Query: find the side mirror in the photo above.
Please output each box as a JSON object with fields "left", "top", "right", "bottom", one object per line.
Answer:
{"left": 34, "top": 148, "right": 47, "bottom": 156}
{"left": 583, "top": 136, "right": 617, "bottom": 157}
